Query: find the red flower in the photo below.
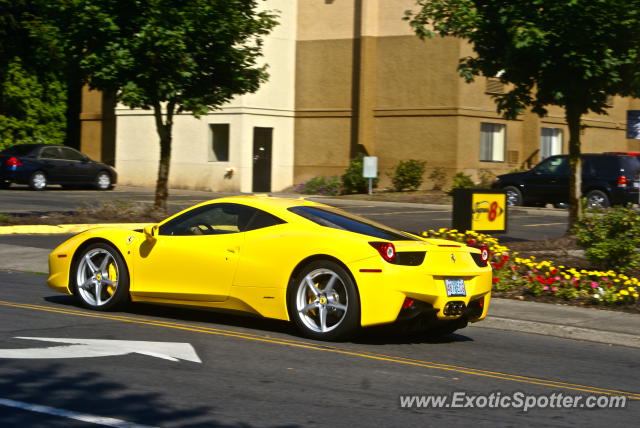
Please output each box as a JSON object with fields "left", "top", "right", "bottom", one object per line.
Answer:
{"left": 502, "top": 254, "right": 509, "bottom": 262}
{"left": 492, "top": 277, "right": 500, "bottom": 283}
{"left": 467, "top": 238, "right": 477, "bottom": 246}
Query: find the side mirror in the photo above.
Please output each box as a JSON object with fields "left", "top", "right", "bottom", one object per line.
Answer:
{"left": 144, "top": 224, "right": 158, "bottom": 241}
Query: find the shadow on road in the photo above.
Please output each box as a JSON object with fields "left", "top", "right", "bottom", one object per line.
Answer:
{"left": 44, "top": 295, "right": 475, "bottom": 347}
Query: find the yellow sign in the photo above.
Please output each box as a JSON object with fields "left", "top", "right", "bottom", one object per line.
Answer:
{"left": 471, "top": 193, "right": 506, "bottom": 231}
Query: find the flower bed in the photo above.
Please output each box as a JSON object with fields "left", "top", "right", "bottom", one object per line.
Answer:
{"left": 423, "top": 228, "right": 640, "bottom": 309}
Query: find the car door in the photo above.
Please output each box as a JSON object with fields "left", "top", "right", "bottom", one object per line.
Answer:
{"left": 131, "top": 203, "right": 257, "bottom": 301}
{"left": 37, "top": 147, "right": 66, "bottom": 182}
{"left": 525, "top": 156, "right": 569, "bottom": 203}
{"left": 58, "top": 147, "right": 93, "bottom": 183}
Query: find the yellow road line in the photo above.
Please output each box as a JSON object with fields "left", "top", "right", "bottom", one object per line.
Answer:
{"left": 1, "top": 300, "right": 638, "bottom": 399}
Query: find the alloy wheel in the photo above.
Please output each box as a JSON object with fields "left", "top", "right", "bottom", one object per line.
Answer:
{"left": 295, "top": 268, "right": 349, "bottom": 334}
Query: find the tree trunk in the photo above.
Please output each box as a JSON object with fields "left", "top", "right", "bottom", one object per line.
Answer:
{"left": 152, "top": 101, "right": 175, "bottom": 211}
{"left": 566, "top": 102, "right": 583, "bottom": 232}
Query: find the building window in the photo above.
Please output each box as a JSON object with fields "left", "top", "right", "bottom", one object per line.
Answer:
{"left": 480, "top": 123, "right": 505, "bottom": 162}
{"left": 540, "top": 127, "right": 563, "bottom": 160}
{"left": 209, "top": 124, "right": 230, "bottom": 162}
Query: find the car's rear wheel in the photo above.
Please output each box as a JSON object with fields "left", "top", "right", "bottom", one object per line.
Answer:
{"left": 95, "top": 171, "right": 113, "bottom": 190}
{"left": 585, "top": 190, "right": 610, "bottom": 208}
{"left": 29, "top": 171, "right": 47, "bottom": 190}
{"left": 289, "top": 260, "right": 360, "bottom": 341}
{"left": 503, "top": 186, "right": 523, "bottom": 206}
{"left": 73, "top": 243, "right": 130, "bottom": 311}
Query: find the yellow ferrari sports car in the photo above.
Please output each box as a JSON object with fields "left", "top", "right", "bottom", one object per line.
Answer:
{"left": 48, "top": 196, "right": 492, "bottom": 340}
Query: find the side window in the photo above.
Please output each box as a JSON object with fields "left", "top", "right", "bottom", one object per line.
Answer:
{"left": 40, "top": 147, "right": 61, "bottom": 159}
{"left": 535, "top": 156, "right": 568, "bottom": 175}
{"left": 245, "top": 210, "right": 285, "bottom": 231}
{"left": 159, "top": 203, "right": 258, "bottom": 236}
{"left": 59, "top": 147, "right": 85, "bottom": 161}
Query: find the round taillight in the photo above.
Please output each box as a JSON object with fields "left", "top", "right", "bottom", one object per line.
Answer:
{"left": 479, "top": 244, "right": 489, "bottom": 263}
{"left": 369, "top": 241, "right": 396, "bottom": 263}
{"left": 5, "top": 156, "right": 22, "bottom": 167}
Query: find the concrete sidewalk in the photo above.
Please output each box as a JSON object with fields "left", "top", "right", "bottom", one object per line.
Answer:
{"left": 476, "top": 298, "right": 640, "bottom": 349}
{"left": 0, "top": 242, "right": 638, "bottom": 349}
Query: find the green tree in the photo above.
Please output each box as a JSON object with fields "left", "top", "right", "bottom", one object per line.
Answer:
{"left": 406, "top": 0, "right": 640, "bottom": 229}
{"left": 58, "top": 0, "right": 278, "bottom": 209}
{"left": 0, "top": 0, "right": 68, "bottom": 149}
{"left": 0, "top": 58, "right": 66, "bottom": 150}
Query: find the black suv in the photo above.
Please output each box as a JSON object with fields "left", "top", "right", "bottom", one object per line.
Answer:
{"left": 492, "top": 153, "right": 640, "bottom": 208}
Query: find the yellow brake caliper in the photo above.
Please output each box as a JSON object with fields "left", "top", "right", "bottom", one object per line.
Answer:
{"left": 106, "top": 263, "right": 118, "bottom": 295}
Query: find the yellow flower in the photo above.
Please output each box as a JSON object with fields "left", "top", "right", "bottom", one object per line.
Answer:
{"left": 620, "top": 290, "right": 629, "bottom": 296}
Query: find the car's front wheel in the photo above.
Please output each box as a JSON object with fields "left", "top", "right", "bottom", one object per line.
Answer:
{"left": 73, "top": 243, "right": 130, "bottom": 311}
{"left": 503, "top": 185, "right": 523, "bottom": 206}
{"left": 29, "top": 171, "right": 47, "bottom": 190}
{"left": 289, "top": 260, "right": 360, "bottom": 341}
{"left": 95, "top": 171, "right": 113, "bottom": 190}
{"left": 585, "top": 190, "right": 610, "bottom": 208}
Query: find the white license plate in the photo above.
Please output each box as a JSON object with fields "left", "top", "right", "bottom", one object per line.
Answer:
{"left": 445, "top": 278, "right": 466, "bottom": 297}
{"left": 634, "top": 181, "right": 640, "bottom": 189}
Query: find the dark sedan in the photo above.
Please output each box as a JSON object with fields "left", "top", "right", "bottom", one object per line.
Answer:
{"left": 0, "top": 144, "right": 117, "bottom": 190}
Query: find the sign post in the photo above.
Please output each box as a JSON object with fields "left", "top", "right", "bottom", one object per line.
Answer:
{"left": 362, "top": 156, "right": 378, "bottom": 195}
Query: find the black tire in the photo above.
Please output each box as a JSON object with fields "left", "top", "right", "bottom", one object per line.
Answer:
{"left": 95, "top": 171, "right": 113, "bottom": 190}
{"left": 288, "top": 260, "right": 360, "bottom": 341}
{"left": 72, "top": 242, "right": 130, "bottom": 311}
{"left": 29, "top": 171, "right": 47, "bottom": 190}
{"left": 585, "top": 190, "right": 610, "bottom": 208}
{"left": 503, "top": 185, "right": 523, "bottom": 206}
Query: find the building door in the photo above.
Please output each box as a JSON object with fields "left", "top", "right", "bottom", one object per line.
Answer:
{"left": 252, "top": 127, "right": 272, "bottom": 192}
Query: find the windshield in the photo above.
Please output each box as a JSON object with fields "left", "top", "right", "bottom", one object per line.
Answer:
{"left": 288, "top": 206, "right": 420, "bottom": 241}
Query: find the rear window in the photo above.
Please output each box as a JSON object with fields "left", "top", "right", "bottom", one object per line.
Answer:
{"left": 1, "top": 145, "right": 37, "bottom": 157}
{"left": 288, "top": 206, "right": 420, "bottom": 241}
{"left": 619, "top": 156, "right": 640, "bottom": 174}
{"left": 584, "top": 155, "right": 640, "bottom": 176}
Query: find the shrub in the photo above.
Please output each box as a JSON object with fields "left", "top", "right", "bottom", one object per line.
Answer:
{"left": 573, "top": 206, "right": 640, "bottom": 274}
{"left": 391, "top": 159, "right": 426, "bottom": 191}
{"left": 477, "top": 168, "right": 496, "bottom": 188}
{"left": 449, "top": 171, "right": 475, "bottom": 192}
{"left": 428, "top": 167, "right": 447, "bottom": 190}
{"left": 341, "top": 153, "right": 379, "bottom": 194}
{"left": 295, "top": 176, "right": 341, "bottom": 196}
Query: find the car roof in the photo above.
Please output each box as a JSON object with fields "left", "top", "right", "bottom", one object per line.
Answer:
{"left": 173, "top": 195, "right": 329, "bottom": 223}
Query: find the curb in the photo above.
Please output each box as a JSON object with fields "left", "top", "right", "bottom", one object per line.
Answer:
{"left": 475, "top": 316, "right": 640, "bottom": 349}
{"left": 0, "top": 223, "right": 150, "bottom": 235}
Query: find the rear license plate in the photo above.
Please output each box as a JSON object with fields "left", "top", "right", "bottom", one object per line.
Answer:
{"left": 445, "top": 278, "right": 466, "bottom": 297}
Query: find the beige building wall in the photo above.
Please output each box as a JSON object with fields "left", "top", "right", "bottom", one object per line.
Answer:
{"left": 293, "top": 0, "right": 640, "bottom": 189}
{"left": 83, "top": 0, "right": 640, "bottom": 192}
{"left": 115, "top": 0, "right": 296, "bottom": 193}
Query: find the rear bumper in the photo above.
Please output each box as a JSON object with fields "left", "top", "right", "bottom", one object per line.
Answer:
{"left": 609, "top": 187, "right": 640, "bottom": 205}
{"left": 0, "top": 166, "right": 31, "bottom": 183}
{"left": 351, "top": 252, "right": 492, "bottom": 327}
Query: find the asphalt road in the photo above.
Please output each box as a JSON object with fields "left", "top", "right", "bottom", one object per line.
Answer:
{"left": 0, "top": 271, "right": 637, "bottom": 427}
{"left": 0, "top": 185, "right": 568, "bottom": 242}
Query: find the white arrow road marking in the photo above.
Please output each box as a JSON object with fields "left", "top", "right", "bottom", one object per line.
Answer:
{"left": 0, "top": 398, "right": 157, "bottom": 428}
{"left": 0, "top": 337, "right": 201, "bottom": 363}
